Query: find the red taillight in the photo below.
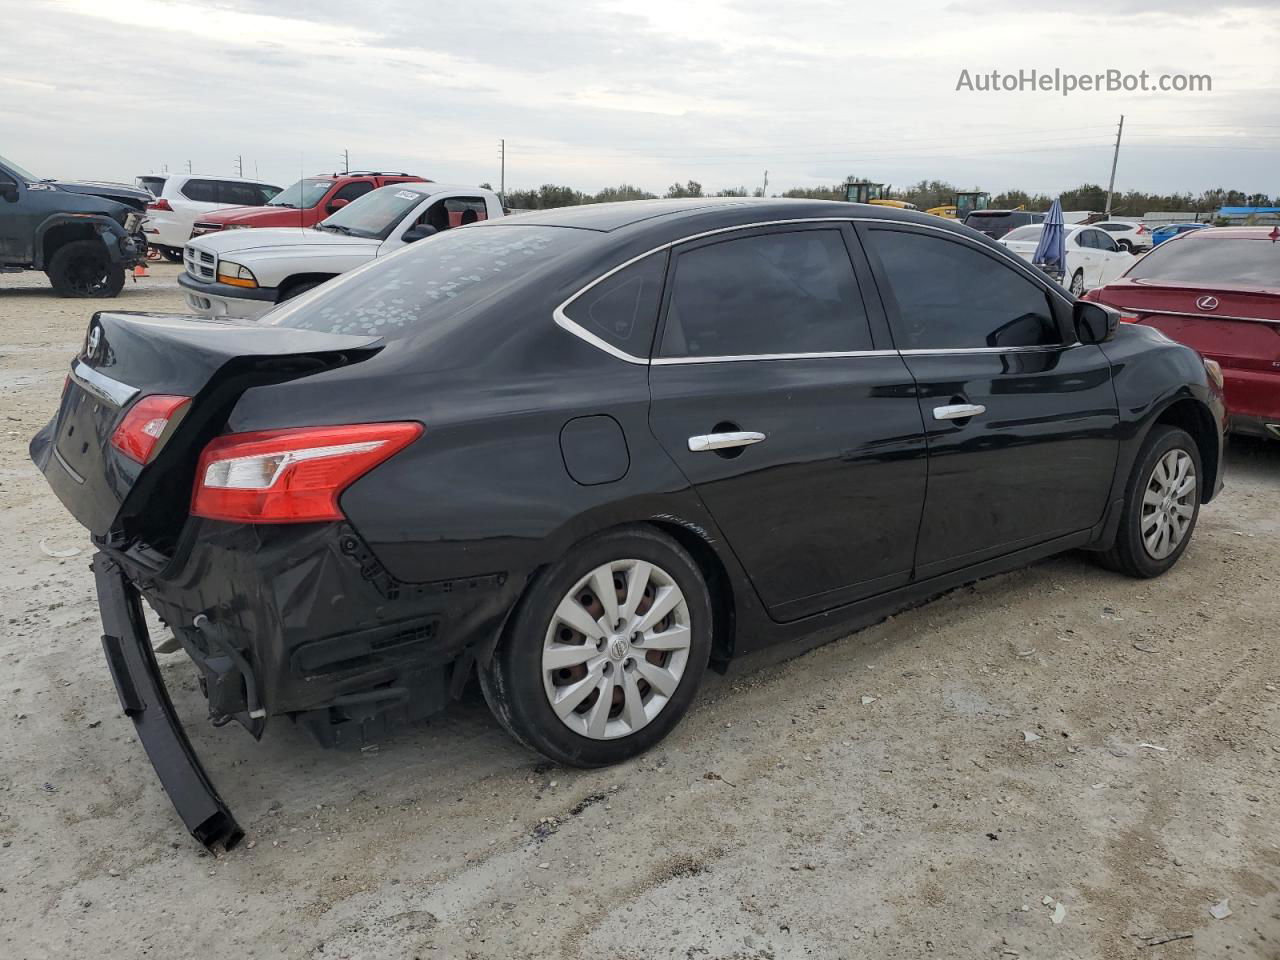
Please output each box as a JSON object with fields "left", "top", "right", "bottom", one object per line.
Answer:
{"left": 191, "top": 422, "right": 422, "bottom": 524}
{"left": 146, "top": 198, "right": 172, "bottom": 211}
{"left": 1136, "top": 224, "right": 1146, "bottom": 234}
{"left": 110, "top": 395, "right": 191, "bottom": 464}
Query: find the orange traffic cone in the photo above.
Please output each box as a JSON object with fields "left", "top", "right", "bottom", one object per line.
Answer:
{"left": 133, "top": 263, "right": 149, "bottom": 279}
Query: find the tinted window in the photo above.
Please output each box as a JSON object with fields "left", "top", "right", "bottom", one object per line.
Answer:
{"left": 1073, "top": 230, "right": 1096, "bottom": 249}
{"left": 1004, "top": 225, "right": 1043, "bottom": 242}
{"left": 871, "top": 229, "right": 1059, "bottom": 350}
{"left": 219, "top": 181, "right": 272, "bottom": 206}
{"left": 659, "top": 229, "right": 871, "bottom": 358}
{"left": 1126, "top": 237, "right": 1278, "bottom": 286}
{"left": 333, "top": 180, "right": 375, "bottom": 203}
{"left": 1097, "top": 223, "right": 1126, "bottom": 232}
{"left": 180, "top": 179, "right": 220, "bottom": 203}
{"left": 1093, "top": 231, "right": 1119, "bottom": 252}
{"left": 563, "top": 252, "right": 667, "bottom": 356}
{"left": 136, "top": 176, "right": 166, "bottom": 197}
{"left": 268, "top": 225, "right": 591, "bottom": 341}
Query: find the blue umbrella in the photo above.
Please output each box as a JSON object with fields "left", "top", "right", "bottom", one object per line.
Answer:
{"left": 1033, "top": 198, "right": 1066, "bottom": 283}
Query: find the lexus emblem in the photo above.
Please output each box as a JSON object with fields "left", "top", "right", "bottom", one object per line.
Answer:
{"left": 1195, "top": 296, "right": 1219, "bottom": 311}
{"left": 86, "top": 325, "right": 102, "bottom": 355}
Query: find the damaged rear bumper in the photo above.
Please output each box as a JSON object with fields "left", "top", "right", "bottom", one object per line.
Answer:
{"left": 93, "top": 553, "right": 243, "bottom": 850}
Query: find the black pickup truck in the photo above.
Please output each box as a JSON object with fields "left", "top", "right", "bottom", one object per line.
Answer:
{"left": 0, "top": 152, "right": 149, "bottom": 296}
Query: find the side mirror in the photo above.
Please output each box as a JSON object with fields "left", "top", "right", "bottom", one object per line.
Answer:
{"left": 402, "top": 223, "right": 438, "bottom": 244}
{"left": 326, "top": 198, "right": 349, "bottom": 213}
{"left": 1074, "top": 301, "right": 1120, "bottom": 344}
{"left": 0, "top": 181, "right": 18, "bottom": 203}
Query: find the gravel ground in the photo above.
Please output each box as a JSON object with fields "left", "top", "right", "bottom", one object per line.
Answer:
{"left": 1, "top": 264, "right": 1277, "bottom": 960}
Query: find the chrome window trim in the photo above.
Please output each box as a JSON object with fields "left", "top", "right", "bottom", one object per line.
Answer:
{"left": 552, "top": 215, "right": 1074, "bottom": 365}
{"left": 71, "top": 360, "right": 138, "bottom": 407}
{"left": 1128, "top": 308, "right": 1279, "bottom": 326}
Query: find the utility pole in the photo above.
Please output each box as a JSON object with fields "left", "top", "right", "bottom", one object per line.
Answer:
{"left": 498, "top": 139, "right": 505, "bottom": 204}
{"left": 761, "top": 169, "right": 768, "bottom": 197}
{"left": 235, "top": 154, "right": 243, "bottom": 177}
{"left": 1104, "top": 114, "right": 1124, "bottom": 217}
{"left": 341, "top": 149, "right": 349, "bottom": 174}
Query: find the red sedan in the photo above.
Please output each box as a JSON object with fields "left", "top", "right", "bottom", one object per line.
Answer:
{"left": 1085, "top": 226, "right": 1280, "bottom": 440}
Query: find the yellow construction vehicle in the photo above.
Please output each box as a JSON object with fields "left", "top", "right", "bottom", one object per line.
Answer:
{"left": 927, "top": 191, "right": 991, "bottom": 220}
{"left": 842, "top": 179, "right": 917, "bottom": 210}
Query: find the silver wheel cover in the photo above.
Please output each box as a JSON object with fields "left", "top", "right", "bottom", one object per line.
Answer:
{"left": 541, "top": 559, "right": 692, "bottom": 740}
{"left": 1141, "top": 448, "right": 1197, "bottom": 560}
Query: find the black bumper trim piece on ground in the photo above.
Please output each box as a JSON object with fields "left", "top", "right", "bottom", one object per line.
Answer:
{"left": 92, "top": 554, "right": 243, "bottom": 851}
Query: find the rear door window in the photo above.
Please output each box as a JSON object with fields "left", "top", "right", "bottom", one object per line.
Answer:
{"left": 659, "top": 228, "right": 873, "bottom": 358}
{"left": 869, "top": 228, "right": 1060, "bottom": 350}
{"left": 180, "top": 179, "right": 221, "bottom": 203}
{"left": 219, "top": 181, "right": 271, "bottom": 206}
{"left": 562, "top": 251, "right": 667, "bottom": 357}
{"left": 332, "top": 180, "right": 375, "bottom": 203}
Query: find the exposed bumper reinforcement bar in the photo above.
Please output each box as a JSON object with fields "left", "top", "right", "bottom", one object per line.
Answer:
{"left": 93, "top": 553, "right": 243, "bottom": 850}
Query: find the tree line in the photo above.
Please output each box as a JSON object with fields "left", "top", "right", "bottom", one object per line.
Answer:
{"left": 484, "top": 178, "right": 1274, "bottom": 214}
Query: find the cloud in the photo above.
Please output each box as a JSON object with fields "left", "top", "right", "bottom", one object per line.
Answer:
{"left": 4, "top": 0, "right": 1277, "bottom": 196}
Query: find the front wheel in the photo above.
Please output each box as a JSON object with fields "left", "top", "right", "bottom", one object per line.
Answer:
{"left": 160, "top": 246, "right": 184, "bottom": 263}
{"left": 1098, "top": 425, "right": 1202, "bottom": 578}
{"left": 480, "top": 527, "right": 712, "bottom": 767}
{"left": 46, "top": 240, "right": 125, "bottom": 297}
{"left": 1069, "top": 269, "right": 1086, "bottom": 296}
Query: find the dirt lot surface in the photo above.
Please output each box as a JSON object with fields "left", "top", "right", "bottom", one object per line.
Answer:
{"left": 1, "top": 264, "right": 1277, "bottom": 960}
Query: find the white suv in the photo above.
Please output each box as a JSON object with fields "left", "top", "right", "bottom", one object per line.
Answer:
{"left": 1091, "top": 220, "right": 1153, "bottom": 253}
{"left": 136, "top": 173, "right": 282, "bottom": 261}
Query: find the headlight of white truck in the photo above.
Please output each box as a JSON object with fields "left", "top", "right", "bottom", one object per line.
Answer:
{"left": 216, "top": 261, "right": 258, "bottom": 289}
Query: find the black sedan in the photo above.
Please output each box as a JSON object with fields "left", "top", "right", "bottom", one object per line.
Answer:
{"left": 31, "top": 198, "right": 1225, "bottom": 848}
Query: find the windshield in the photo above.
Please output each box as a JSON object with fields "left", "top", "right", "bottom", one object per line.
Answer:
{"left": 267, "top": 225, "right": 591, "bottom": 341}
{"left": 268, "top": 178, "right": 333, "bottom": 209}
{"left": 1127, "top": 237, "right": 1279, "bottom": 287}
{"left": 316, "top": 186, "right": 429, "bottom": 240}
{"left": 1004, "top": 225, "right": 1044, "bottom": 242}
{"left": 0, "top": 153, "right": 42, "bottom": 182}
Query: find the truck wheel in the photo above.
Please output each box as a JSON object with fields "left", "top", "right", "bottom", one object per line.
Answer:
{"left": 480, "top": 526, "right": 713, "bottom": 767}
{"left": 46, "top": 240, "right": 126, "bottom": 298}
{"left": 160, "top": 246, "right": 184, "bottom": 263}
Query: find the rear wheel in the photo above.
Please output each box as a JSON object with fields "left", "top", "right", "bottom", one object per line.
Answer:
{"left": 1098, "top": 425, "right": 1201, "bottom": 578}
{"left": 1069, "top": 269, "right": 1085, "bottom": 296}
{"left": 480, "top": 527, "right": 712, "bottom": 767}
{"left": 46, "top": 240, "right": 125, "bottom": 298}
{"left": 1116, "top": 239, "right": 1134, "bottom": 253}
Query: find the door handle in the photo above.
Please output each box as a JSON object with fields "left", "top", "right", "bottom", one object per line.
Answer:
{"left": 688, "top": 431, "right": 766, "bottom": 452}
{"left": 932, "top": 403, "right": 986, "bottom": 421}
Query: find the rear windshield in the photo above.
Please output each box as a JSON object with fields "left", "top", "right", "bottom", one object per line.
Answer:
{"left": 1127, "top": 237, "right": 1279, "bottom": 287}
{"left": 268, "top": 178, "right": 333, "bottom": 209}
{"left": 136, "top": 176, "right": 166, "bottom": 197}
{"left": 1003, "top": 225, "right": 1044, "bottom": 242}
{"left": 266, "top": 225, "right": 591, "bottom": 341}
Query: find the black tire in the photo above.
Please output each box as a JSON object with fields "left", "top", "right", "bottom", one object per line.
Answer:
{"left": 46, "top": 240, "right": 126, "bottom": 298}
{"left": 279, "top": 279, "right": 322, "bottom": 302}
{"left": 480, "top": 526, "right": 713, "bottom": 767}
{"left": 1068, "top": 269, "right": 1086, "bottom": 297}
{"left": 1098, "top": 425, "right": 1202, "bottom": 578}
{"left": 160, "top": 246, "right": 184, "bottom": 263}
{"left": 1117, "top": 239, "right": 1134, "bottom": 253}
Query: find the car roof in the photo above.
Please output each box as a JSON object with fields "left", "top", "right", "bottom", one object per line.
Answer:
{"left": 493, "top": 197, "right": 949, "bottom": 234}
{"left": 138, "top": 172, "right": 276, "bottom": 185}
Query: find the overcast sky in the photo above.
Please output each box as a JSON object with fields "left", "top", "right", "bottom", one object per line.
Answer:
{"left": 2, "top": 0, "right": 1277, "bottom": 197}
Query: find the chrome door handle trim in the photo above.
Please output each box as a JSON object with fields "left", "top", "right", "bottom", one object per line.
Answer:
{"left": 687, "top": 431, "right": 766, "bottom": 452}
{"left": 933, "top": 403, "right": 986, "bottom": 421}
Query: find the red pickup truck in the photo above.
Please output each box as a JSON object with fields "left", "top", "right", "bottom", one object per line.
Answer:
{"left": 190, "top": 171, "right": 427, "bottom": 236}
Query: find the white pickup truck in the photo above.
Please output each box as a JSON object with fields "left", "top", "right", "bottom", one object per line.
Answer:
{"left": 177, "top": 183, "right": 504, "bottom": 320}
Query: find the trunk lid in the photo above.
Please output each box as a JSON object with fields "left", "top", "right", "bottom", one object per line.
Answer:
{"left": 1094, "top": 279, "right": 1280, "bottom": 420}
{"left": 31, "top": 311, "right": 381, "bottom": 540}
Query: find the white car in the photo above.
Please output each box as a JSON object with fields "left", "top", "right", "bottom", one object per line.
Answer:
{"left": 136, "top": 173, "right": 282, "bottom": 261}
{"left": 177, "top": 183, "right": 503, "bottom": 320}
{"left": 1090, "top": 220, "right": 1153, "bottom": 253}
{"left": 999, "top": 223, "right": 1133, "bottom": 296}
